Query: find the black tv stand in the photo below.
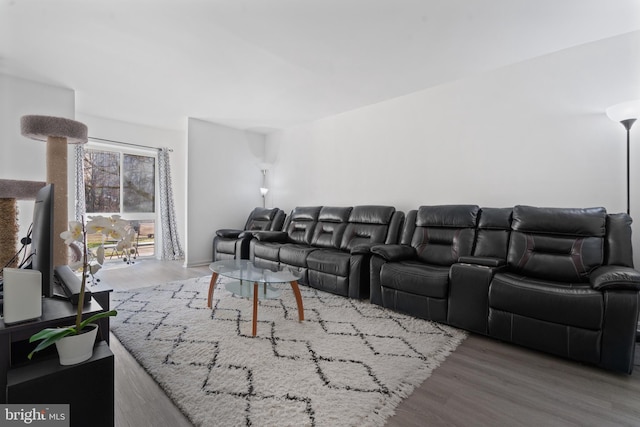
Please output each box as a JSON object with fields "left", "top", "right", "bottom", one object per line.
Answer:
{"left": 0, "top": 285, "right": 112, "bottom": 403}
{"left": 50, "top": 292, "right": 70, "bottom": 302}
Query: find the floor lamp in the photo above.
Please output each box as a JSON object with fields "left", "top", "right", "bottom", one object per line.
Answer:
{"left": 606, "top": 100, "right": 640, "bottom": 340}
{"left": 606, "top": 100, "right": 640, "bottom": 215}
{"left": 259, "top": 168, "right": 269, "bottom": 208}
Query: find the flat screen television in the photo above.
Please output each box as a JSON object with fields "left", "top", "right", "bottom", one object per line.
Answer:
{"left": 30, "top": 184, "right": 54, "bottom": 297}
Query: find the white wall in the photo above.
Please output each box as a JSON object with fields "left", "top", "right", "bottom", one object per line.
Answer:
{"left": 75, "top": 114, "right": 187, "bottom": 261}
{"left": 186, "top": 118, "right": 265, "bottom": 266}
{"left": 0, "top": 74, "right": 75, "bottom": 246}
{"left": 266, "top": 32, "right": 640, "bottom": 264}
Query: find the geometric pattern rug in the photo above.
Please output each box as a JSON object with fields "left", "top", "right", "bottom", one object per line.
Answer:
{"left": 110, "top": 276, "right": 467, "bottom": 427}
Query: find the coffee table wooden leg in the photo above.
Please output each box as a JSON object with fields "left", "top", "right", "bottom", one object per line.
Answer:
{"left": 290, "top": 280, "right": 304, "bottom": 321}
{"left": 252, "top": 282, "right": 259, "bottom": 336}
{"left": 207, "top": 272, "right": 219, "bottom": 308}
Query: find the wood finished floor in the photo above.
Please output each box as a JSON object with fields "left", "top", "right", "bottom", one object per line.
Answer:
{"left": 102, "top": 258, "right": 640, "bottom": 427}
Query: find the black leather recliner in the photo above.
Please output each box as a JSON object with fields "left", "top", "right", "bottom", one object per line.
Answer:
{"left": 306, "top": 205, "right": 403, "bottom": 298}
{"left": 212, "top": 207, "right": 286, "bottom": 261}
{"left": 370, "top": 205, "right": 479, "bottom": 322}
{"left": 485, "top": 206, "right": 640, "bottom": 373}
{"left": 250, "top": 206, "right": 323, "bottom": 280}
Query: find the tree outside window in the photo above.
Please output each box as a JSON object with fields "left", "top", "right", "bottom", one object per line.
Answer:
{"left": 84, "top": 150, "right": 120, "bottom": 213}
{"left": 123, "top": 154, "right": 155, "bottom": 213}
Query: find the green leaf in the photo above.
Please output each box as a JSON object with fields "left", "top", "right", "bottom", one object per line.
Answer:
{"left": 29, "top": 327, "right": 75, "bottom": 343}
{"left": 27, "top": 328, "right": 76, "bottom": 359}
{"left": 78, "top": 310, "right": 118, "bottom": 330}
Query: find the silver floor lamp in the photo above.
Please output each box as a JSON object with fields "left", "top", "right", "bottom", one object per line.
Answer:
{"left": 607, "top": 100, "right": 640, "bottom": 340}
{"left": 259, "top": 168, "right": 269, "bottom": 208}
{"left": 606, "top": 100, "right": 640, "bottom": 215}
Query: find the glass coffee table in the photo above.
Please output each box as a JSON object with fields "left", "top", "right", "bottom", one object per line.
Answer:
{"left": 207, "top": 260, "right": 304, "bottom": 336}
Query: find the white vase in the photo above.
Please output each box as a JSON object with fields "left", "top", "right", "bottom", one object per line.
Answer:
{"left": 55, "top": 324, "right": 98, "bottom": 365}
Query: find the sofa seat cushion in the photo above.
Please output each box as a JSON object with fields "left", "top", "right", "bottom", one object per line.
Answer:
{"left": 279, "top": 244, "right": 318, "bottom": 267}
{"left": 489, "top": 272, "right": 603, "bottom": 330}
{"left": 380, "top": 261, "right": 449, "bottom": 299}
{"left": 252, "top": 241, "right": 283, "bottom": 262}
{"left": 307, "top": 249, "right": 350, "bottom": 276}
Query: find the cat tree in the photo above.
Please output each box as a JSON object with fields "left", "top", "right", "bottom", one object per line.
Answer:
{"left": 20, "top": 115, "right": 88, "bottom": 267}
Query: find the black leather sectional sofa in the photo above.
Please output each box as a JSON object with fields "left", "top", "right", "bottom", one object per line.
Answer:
{"left": 212, "top": 204, "right": 640, "bottom": 373}
{"left": 370, "top": 205, "right": 640, "bottom": 373}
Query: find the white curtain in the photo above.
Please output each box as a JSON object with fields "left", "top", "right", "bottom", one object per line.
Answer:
{"left": 74, "top": 144, "right": 86, "bottom": 221}
{"left": 158, "top": 148, "right": 184, "bottom": 260}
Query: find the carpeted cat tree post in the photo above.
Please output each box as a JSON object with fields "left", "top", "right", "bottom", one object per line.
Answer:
{"left": 20, "top": 115, "right": 88, "bottom": 267}
{"left": 0, "top": 179, "right": 45, "bottom": 268}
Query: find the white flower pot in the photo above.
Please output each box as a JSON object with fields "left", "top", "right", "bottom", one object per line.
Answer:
{"left": 55, "top": 324, "right": 98, "bottom": 365}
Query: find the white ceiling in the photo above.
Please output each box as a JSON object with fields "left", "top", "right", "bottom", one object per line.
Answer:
{"left": 2, "top": 0, "right": 639, "bottom": 133}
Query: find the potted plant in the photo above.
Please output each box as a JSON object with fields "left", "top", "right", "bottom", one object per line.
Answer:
{"left": 27, "top": 215, "right": 132, "bottom": 365}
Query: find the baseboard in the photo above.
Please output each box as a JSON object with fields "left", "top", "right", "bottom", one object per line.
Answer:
{"left": 184, "top": 260, "right": 210, "bottom": 268}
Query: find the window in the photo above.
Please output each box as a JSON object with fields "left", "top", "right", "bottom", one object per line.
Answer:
{"left": 84, "top": 145, "right": 157, "bottom": 257}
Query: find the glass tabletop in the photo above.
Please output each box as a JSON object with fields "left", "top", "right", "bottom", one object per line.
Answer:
{"left": 224, "top": 281, "right": 282, "bottom": 299}
{"left": 209, "top": 259, "right": 300, "bottom": 284}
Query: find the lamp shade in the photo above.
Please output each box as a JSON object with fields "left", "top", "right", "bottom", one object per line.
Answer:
{"left": 606, "top": 100, "right": 640, "bottom": 122}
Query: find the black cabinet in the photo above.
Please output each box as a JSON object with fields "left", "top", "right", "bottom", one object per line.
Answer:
{"left": 0, "top": 289, "right": 112, "bottom": 403}
{"left": 7, "top": 341, "right": 114, "bottom": 427}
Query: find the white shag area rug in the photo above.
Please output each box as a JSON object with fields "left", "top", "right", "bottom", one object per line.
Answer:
{"left": 111, "top": 276, "right": 466, "bottom": 427}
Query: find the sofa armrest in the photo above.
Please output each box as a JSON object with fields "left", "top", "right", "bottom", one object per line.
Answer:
{"left": 351, "top": 244, "right": 375, "bottom": 255}
{"left": 448, "top": 262, "right": 503, "bottom": 334}
{"left": 251, "top": 231, "right": 288, "bottom": 242}
{"left": 590, "top": 265, "right": 640, "bottom": 291}
{"left": 458, "top": 256, "right": 506, "bottom": 268}
{"left": 600, "top": 290, "right": 639, "bottom": 373}
{"left": 216, "top": 228, "right": 242, "bottom": 238}
{"left": 370, "top": 244, "right": 416, "bottom": 262}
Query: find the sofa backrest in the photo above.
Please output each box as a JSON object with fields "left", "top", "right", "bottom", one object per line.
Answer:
{"left": 270, "top": 209, "right": 287, "bottom": 231}
{"left": 283, "top": 206, "right": 322, "bottom": 245}
{"left": 508, "top": 205, "right": 606, "bottom": 282}
{"left": 244, "top": 207, "right": 286, "bottom": 232}
{"left": 605, "top": 213, "right": 634, "bottom": 268}
{"left": 340, "top": 205, "right": 400, "bottom": 251}
{"left": 408, "top": 205, "right": 479, "bottom": 266}
{"left": 311, "top": 206, "right": 352, "bottom": 249}
{"left": 473, "top": 207, "right": 512, "bottom": 259}
{"left": 399, "top": 210, "right": 418, "bottom": 245}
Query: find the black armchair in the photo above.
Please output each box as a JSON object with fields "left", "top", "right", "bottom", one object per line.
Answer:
{"left": 486, "top": 206, "right": 640, "bottom": 373}
{"left": 212, "top": 207, "right": 285, "bottom": 261}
